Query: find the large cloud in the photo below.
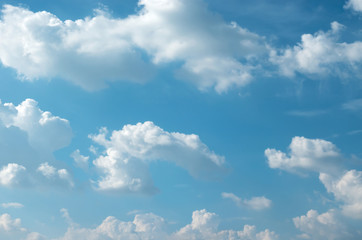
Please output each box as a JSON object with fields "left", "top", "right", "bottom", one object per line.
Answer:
{"left": 89, "top": 121, "right": 226, "bottom": 194}
{"left": 57, "top": 209, "right": 277, "bottom": 240}
{"left": 0, "top": 99, "right": 73, "bottom": 189}
{"left": 0, "top": 0, "right": 269, "bottom": 93}
{"left": 270, "top": 22, "right": 362, "bottom": 79}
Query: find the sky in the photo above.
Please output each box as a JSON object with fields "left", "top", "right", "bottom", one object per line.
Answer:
{"left": 0, "top": 0, "right": 361, "bottom": 239}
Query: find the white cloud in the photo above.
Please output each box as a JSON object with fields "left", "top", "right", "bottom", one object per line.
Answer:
{"left": 89, "top": 121, "right": 226, "bottom": 194}
{"left": 0, "top": 99, "right": 73, "bottom": 189}
{"left": 0, "top": 1, "right": 269, "bottom": 93}
{"left": 57, "top": 209, "right": 277, "bottom": 240}
{"left": 1, "top": 203, "right": 24, "bottom": 209}
{"left": 266, "top": 137, "right": 362, "bottom": 220}
{"left": 0, "top": 99, "right": 72, "bottom": 155}
{"left": 342, "top": 99, "right": 362, "bottom": 111}
{"left": 265, "top": 136, "right": 342, "bottom": 174}
{"left": 0, "top": 163, "right": 27, "bottom": 187}
{"left": 70, "top": 150, "right": 89, "bottom": 169}
{"left": 271, "top": 21, "right": 362, "bottom": 79}
{"left": 37, "top": 163, "right": 74, "bottom": 188}
{"left": 221, "top": 192, "right": 271, "bottom": 210}
{"left": 345, "top": 0, "right": 362, "bottom": 12}
{"left": 0, "top": 213, "right": 24, "bottom": 232}
{"left": 293, "top": 209, "right": 360, "bottom": 240}
{"left": 320, "top": 170, "right": 362, "bottom": 219}
{"left": 0, "top": 213, "right": 44, "bottom": 240}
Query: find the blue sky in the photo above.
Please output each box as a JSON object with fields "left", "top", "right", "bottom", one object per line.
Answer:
{"left": 0, "top": 0, "right": 362, "bottom": 239}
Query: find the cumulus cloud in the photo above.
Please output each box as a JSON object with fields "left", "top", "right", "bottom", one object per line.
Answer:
{"left": 0, "top": 163, "right": 27, "bottom": 187}
{"left": 0, "top": 99, "right": 72, "bottom": 154}
{"left": 89, "top": 121, "right": 226, "bottom": 194}
{"left": 265, "top": 136, "right": 342, "bottom": 174}
{"left": 345, "top": 0, "right": 362, "bottom": 12}
{"left": 0, "top": 213, "right": 44, "bottom": 240}
{"left": 37, "top": 163, "right": 74, "bottom": 187}
{"left": 293, "top": 209, "right": 361, "bottom": 240}
{"left": 266, "top": 137, "right": 362, "bottom": 220}
{"left": 221, "top": 192, "right": 272, "bottom": 210}
{"left": 1, "top": 203, "right": 24, "bottom": 209}
{"left": 271, "top": 21, "right": 362, "bottom": 79}
{"left": 320, "top": 170, "right": 362, "bottom": 219}
{"left": 56, "top": 209, "right": 277, "bottom": 240}
{"left": 70, "top": 150, "right": 89, "bottom": 169}
{"left": 0, "top": 99, "right": 73, "bottom": 189}
{"left": 0, "top": 0, "right": 269, "bottom": 93}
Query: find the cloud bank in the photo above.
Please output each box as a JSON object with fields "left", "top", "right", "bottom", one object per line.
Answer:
{"left": 57, "top": 209, "right": 277, "bottom": 240}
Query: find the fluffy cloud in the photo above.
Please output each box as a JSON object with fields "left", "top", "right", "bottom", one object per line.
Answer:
{"left": 293, "top": 209, "right": 359, "bottom": 240}
{"left": 0, "top": 164, "right": 27, "bottom": 187}
{"left": 0, "top": 213, "right": 24, "bottom": 232}
{"left": 345, "top": 0, "right": 362, "bottom": 12}
{"left": 221, "top": 192, "right": 272, "bottom": 210}
{"left": 37, "top": 162, "right": 74, "bottom": 187}
{"left": 266, "top": 137, "right": 362, "bottom": 220}
{"left": 320, "top": 170, "right": 362, "bottom": 219}
{"left": 57, "top": 209, "right": 277, "bottom": 240}
{"left": 0, "top": 99, "right": 72, "bottom": 154}
{"left": 0, "top": 99, "right": 73, "bottom": 189}
{"left": 90, "top": 121, "right": 226, "bottom": 194}
{"left": 174, "top": 209, "right": 277, "bottom": 240}
{"left": 0, "top": 213, "right": 44, "bottom": 240}
{"left": 265, "top": 136, "right": 342, "bottom": 174}
{"left": 70, "top": 150, "right": 89, "bottom": 169}
{"left": 270, "top": 22, "right": 362, "bottom": 79}
{"left": 0, "top": 0, "right": 269, "bottom": 93}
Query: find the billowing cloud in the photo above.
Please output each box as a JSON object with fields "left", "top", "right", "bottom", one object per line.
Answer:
{"left": 0, "top": 99, "right": 72, "bottom": 154}
{"left": 345, "top": 0, "right": 362, "bottom": 12}
{"left": 0, "top": 99, "right": 73, "bottom": 189}
{"left": 265, "top": 136, "right": 342, "bottom": 174}
{"left": 293, "top": 209, "right": 361, "bottom": 240}
{"left": 271, "top": 22, "right": 362, "bottom": 79}
{"left": 266, "top": 137, "right": 362, "bottom": 220}
{"left": 221, "top": 192, "right": 272, "bottom": 210}
{"left": 57, "top": 209, "right": 277, "bottom": 240}
{"left": 89, "top": 121, "right": 226, "bottom": 194}
{"left": 320, "top": 170, "right": 362, "bottom": 219}
{"left": 0, "top": 0, "right": 269, "bottom": 93}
